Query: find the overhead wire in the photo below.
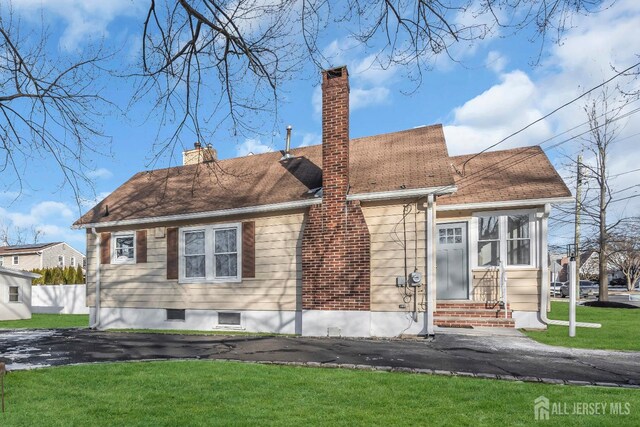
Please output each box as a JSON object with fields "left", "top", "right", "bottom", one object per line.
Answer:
{"left": 459, "top": 60, "right": 640, "bottom": 175}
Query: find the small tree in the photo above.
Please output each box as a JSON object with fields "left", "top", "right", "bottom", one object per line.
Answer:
{"left": 75, "top": 265, "right": 85, "bottom": 284}
{"left": 609, "top": 227, "right": 640, "bottom": 291}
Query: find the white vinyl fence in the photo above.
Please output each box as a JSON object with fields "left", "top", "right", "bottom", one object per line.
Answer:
{"left": 31, "top": 284, "right": 89, "bottom": 314}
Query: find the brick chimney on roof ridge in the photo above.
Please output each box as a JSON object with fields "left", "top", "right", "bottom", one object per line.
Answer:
{"left": 183, "top": 142, "right": 217, "bottom": 165}
{"left": 321, "top": 66, "right": 350, "bottom": 210}
{"left": 301, "top": 66, "right": 371, "bottom": 315}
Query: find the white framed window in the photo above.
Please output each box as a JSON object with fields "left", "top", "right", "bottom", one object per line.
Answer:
{"left": 58, "top": 255, "right": 65, "bottom": 267}
{"left": 507, "top": 214, "right": 531, "bottom": 266}
{"left": 8, "top": 286, "right": 20, "bottom": 303}
{"left": 477, "top": 216, "right": 500, "bottom": 266}
{"left": 12, "top": 255, "right": 19, "bottom": 265}
{"left": 70, "top": 257, "right": 76, "bottom": 267}
{"left": 0, "top": 257, "right": 3, "bottom": 267}
{"left": 112, "top": 233, "right": 135, "bottom": 264}
{"left": 475, "top": 212, "right": 534, "bottom": 268}
{"left": 179, "top": 223, "right": 241, "bottom": 283}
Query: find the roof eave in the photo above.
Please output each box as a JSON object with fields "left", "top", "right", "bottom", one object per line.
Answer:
{"left": 437, "top": 196, "right": 574, "bottom": 211}
{"left": 73, "top": 185, "right": 458, "bottom": 230}
{"left": 346, "top": 185, "right": 457, "bottom": 202}
{"left": 0, "top": 266, "right": 41, "bottom": 279}
{"left": 72, "top": 198, "right": 322, "bottom": 230}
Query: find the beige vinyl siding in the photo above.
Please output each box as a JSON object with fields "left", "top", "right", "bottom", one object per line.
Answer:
{"left": 86, "top": 212, "right": 304, "bottom": 311}
{"left": 436, "top": 210, "right": 542, "bottom": 311}
{"left": 471, "top": 268, "right": 540, "bottom": 311}
{"left": 42, "top": 244, "right": 85, "bottom": 270}
{"left": 363, "top": 202, "right": 427, "bottom": 312}
{"left": 5, "top": 253, "right": 40, "bottom": 271}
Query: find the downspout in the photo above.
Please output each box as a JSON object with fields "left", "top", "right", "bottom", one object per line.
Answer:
{"left": 89, "top": 228, "right": 101, "bottom": 329}
{"left": 426, "top": 194, "right": 435, "bottom": 336}
{"left": 539, "top": 203, "right": 600, "bottom": 328}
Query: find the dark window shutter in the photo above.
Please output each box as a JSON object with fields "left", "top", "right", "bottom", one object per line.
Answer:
{"left": 136, "top": 230, "right": 147, "bottom": 263}
{"left": 242, "top": 221, "right": 255, "bottom": 278}
{"left": 100, "top": 232, "right": 111, "bottom": 265}
{"left": 167, "top": 227, "right": 178, "bottom": 280}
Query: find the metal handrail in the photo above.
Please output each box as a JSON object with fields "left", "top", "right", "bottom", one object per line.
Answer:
{"left": 499, "top": 260, "right": 508, "bottom": 318}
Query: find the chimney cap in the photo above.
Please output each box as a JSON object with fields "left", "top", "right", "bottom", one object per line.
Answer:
{"left": 194, "top": 142, "right": 202, "bottom": 149}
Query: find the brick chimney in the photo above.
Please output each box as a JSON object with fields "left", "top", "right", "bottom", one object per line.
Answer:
{"left": 321, "top": 66, "right": 350, "bottom": 211}
{"left": 301, "top": 66, "right": 371, "bottom": 316}
{"left": 183, "top": 142, "right": 217, "bottom": 165}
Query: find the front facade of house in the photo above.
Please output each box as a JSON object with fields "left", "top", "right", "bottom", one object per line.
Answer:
{"left": 0, "top": 243, "right": 86, "bottom": 272}
{"left": 74, "top": 67, "right": 572, "bottom": 336}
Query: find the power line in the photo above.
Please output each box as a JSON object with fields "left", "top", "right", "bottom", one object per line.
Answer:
{"left": 611, "top": 193, "right": 640, "bottom": 204}
{"left": 611, "top": 183, "right": 640, "bottom": 196}
{"left": 452, "top": 106, "right": 640, "bottom": 190}
{"left": 460, "top": 60, "right": 640, "bottom": 174}
{"left": 610, "top": 167, "right": 640, "bottom": 179}
{"left": 451, "top": 105, "right": 640, "bottom": 191}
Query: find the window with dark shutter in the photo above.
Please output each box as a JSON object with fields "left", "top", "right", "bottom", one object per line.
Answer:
{"left": 167, "top": 227, "right": 178, "bottom": 280}
{"left": 100, "top": 232, "right": 111, "bottom": 265}
{"left": 242, "top": 221, "right": 255, "bottom": 278}
{"left": 136, "top": 230, "right": 147, "bottom": 263}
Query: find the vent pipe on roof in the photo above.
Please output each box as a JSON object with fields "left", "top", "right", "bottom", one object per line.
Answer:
{"left": 281, "top": 125, "right": 293, "bottom": 160}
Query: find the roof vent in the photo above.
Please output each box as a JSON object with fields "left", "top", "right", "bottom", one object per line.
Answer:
{"left": 280, "top": 125, "right": 293, "bottom": 160}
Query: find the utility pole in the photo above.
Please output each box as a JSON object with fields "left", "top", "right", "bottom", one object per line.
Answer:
{"left": 574, "top": 154, "right": 583, "bottom": 283}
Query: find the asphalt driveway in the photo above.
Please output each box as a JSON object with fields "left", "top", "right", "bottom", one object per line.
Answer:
{"left": 1, "top": 329, "right": 639, "bottom": 387}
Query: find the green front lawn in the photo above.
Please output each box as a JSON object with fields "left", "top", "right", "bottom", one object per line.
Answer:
{"left": 0, "top": 314, "right": 88, "bottom": 330}
{"left": 2, "top": 361, "right": 638, "bottom": 426}
{"left": 523, "top": 302, "right": 640, "bottom": 351}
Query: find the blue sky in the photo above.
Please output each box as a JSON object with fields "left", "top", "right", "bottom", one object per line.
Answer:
{"left": 1, "top": 0, "right": 640, "bottom": 254}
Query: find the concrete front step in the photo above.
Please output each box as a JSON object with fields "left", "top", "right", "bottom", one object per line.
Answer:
{"left": 434, "top": 316, "right": 516, "bottom": 328}
{"left": 434, "top": 308, "right": 513, "bottom": 319}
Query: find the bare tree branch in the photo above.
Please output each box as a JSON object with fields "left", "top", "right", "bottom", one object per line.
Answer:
{"left": 0, "top": 5, "right": 113, "bottom": 206}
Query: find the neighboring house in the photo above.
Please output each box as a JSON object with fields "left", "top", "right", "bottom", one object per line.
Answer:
{"left": 0, "top": 242, "right": 86, "bottom": 272}
{"left": 0, "top": 266, "right": 40, "bottom": 321}
{"left": 73, "top": 66, "right": 572, "bottom": 336}
{"left": 558, "top": 250, "right": 602, "bottom": 282}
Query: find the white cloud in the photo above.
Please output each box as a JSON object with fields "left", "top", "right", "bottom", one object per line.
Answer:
{"left": 316, "top": 39, "right": 398, "bottom": 117}
{"left": 444, "top": 71, "right": 552, "bottom": 155}
{"left": 485, "top": 51, "right": 507, "bottom": 74}
{"left": 312, "top": 84, "right": 391, "bottom": 116}
{"left": 79, "top": 191, "right": 113, "bottom": 210}
{"left": 351, "top": 54, "right": 398, "bottom": 86}
{"left": 298, "top": 132, "right": 321, "bottom": 148}
{"left": 350, "top": 87, "right": 391, "bottom": 111}
{"left": 87, "top": 168, "right": 113, "bottom": 179}
{"left": 4, "top": 201, "right": 74, "bottom": 228}
{"left": 235, "top": 138, "right": 273, "bottom": 157}
{"left": 445, "top": 0, "right": 640, "bottom": 158}
{"left": 13, "top": 0, "right": 144, "bottom": 52}
{"left": 443, "top": 0, "right": 640, "bottom": 244}
{"left": 0, "top": 191, "right": 21, "bottom": 200}
{"left": 0, "top": 201, "right": 85, "bottom": 248}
